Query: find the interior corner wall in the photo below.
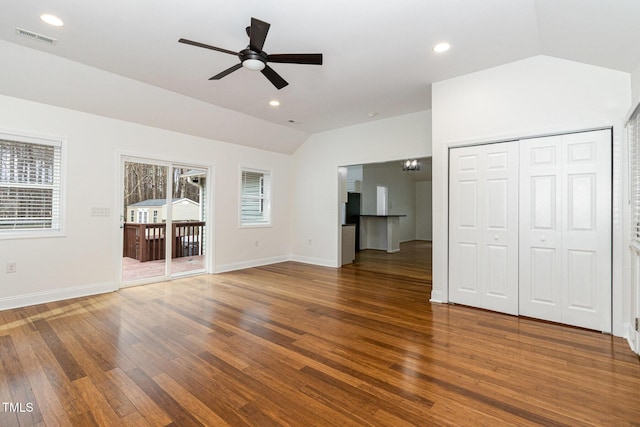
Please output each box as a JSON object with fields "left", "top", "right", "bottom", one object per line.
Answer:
{"left": 0, "top": 94, "right": 293, "bottom": 309}
{"left": 291, "top": 111, "right": 432, "bottom": 267}
{"left": 361, "top": 162, "right": 416, "bottom": 242}
{"left": 415, "top": 180, "right": 432, "bottom": 240}
{"left": 631, "top": 60, "right": 640, "bottom": 107}
{"left": 431, "top": 55, "right": 631, "bottom": 337}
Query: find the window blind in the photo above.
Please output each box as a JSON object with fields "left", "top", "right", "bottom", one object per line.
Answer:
{"left": 0, "top": 138, "right": 62, "bottom": 231}
{"left": 629, "top": 107, "right": 640, "bottom": 241}
{"left": 241, "top": 169, "right": 271, "bottom": 225}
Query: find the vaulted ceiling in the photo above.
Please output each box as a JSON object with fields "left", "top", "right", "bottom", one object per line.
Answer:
{"left": 1, "top": 0, "right": 639, "bottom": 153}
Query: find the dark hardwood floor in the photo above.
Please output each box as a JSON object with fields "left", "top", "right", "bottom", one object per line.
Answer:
{"left": 1, "top": 241, "right": 640, "bottom": 426}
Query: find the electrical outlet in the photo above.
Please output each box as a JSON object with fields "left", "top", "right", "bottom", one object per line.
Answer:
{"left": 255, "top": 240, "right": 259, "bottom": 247}
{"left": 308, "top": 239, "right": 312, "bottom": 245}
{"left": 6, "top": 262, "right": 17, "bottom": 274}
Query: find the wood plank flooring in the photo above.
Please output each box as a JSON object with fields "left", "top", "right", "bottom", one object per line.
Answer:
{"left": 1, "top": 241, "right": 640, "bottom": 426}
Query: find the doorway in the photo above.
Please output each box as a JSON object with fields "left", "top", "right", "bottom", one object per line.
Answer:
{"left": 338, "top": 159, "right": 432, "bottom": 270}
{"left": 120, "top": 157, "right": 208, "bottom": 285}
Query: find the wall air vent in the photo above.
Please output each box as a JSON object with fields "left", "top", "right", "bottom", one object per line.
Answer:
{"left": 15, "top": 27, "right": 58, "bottom": 45}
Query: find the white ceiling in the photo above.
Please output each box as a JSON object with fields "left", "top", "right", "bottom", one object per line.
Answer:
{"left": 1, "top": 0, "right": 639, "bottom": 153}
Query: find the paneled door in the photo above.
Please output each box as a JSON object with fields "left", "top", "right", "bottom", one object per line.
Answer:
{"left": 449, "top": 142, "right": 519, "bottom": 315}
{"left": 519, "top": 130, "right": 611, "bottom": 332}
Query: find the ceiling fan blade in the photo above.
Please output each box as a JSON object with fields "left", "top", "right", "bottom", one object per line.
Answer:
{"left": 267, "top": 53, "right": 323, "bottom": 65}
{"left": 209, "top": 63, "right": 243, "bottom": 80}
{"left": 248, "top": 17, "right": 270, "bottom": 52}
{"left": 261, "top": 65, "right": 288, "bottom": 90}
{"left": 178, "top": 38, "right": 238, "bottom": 56}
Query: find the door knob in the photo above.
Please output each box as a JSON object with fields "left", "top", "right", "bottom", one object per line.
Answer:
{"left": 540, "top": 237, "right": 546, "bottom": 242}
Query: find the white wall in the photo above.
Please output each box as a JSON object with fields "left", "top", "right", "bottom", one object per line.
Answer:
{"left": 631, "top": 60, "right": 640, "bottom": 107}
{"left": 361, "top": 162, "right": 416, "bottom": 242}
{"left": 431, "top": 55, "right": 630, "bottom": 337}
{"left": 291, "top": 111, "right": 432, "bottom": 266}
{"left": 0, "top": 94, "right": 292, "bottom": 309}
{"left": 415, "top": 180, "right": 432, "bottom": 240}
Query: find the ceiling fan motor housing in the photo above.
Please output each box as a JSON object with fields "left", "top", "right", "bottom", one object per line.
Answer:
{"left": 239, "top": 48, "right": 267, "bottom": 70}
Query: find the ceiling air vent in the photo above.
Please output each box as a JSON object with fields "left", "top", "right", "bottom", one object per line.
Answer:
{"left": 15, "top": 27, "right": 57, "bottom": 45}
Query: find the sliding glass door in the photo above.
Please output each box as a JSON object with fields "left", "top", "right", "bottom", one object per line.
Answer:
{"left": 169, "top": 166, "right": 207, "bottom": 276}
{"left": 120, "top": 157, "right": 208, "bottom": 286}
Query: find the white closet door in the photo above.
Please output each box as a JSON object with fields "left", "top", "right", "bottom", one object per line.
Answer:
{"left": 519, "top": 136, "right": 563, "bottom": 322}
{"left": 449, "top": 145, "right": 483, "bottom": 308}
{"left": 519, "top": 129, "right": 611, "bottom": 332}
{"left": 449, "top": 142, "right": 519, "bottom": 315}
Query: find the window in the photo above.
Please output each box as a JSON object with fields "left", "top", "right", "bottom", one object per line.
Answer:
{"left": 137, "top": 209, "right": 149, "bottom": 224}
{"left": 240, "top": 168, "right": 271, "bottom": 226}
{"left": 130, "top": 209, "right": 134, "bottom": 222}
{"left": 153, "top": 210, "right": 158, "bottom": 223}
{"left": 629, "top": 106, "right": 640, "bottom": 241}
{"left": 0, "top": 133, "right": 63, "bottom": 236}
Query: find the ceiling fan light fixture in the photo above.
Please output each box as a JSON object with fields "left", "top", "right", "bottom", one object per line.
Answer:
{"left": 179, "top": 17, "right": 322, "bottom": 89}
{"left": 243, "top": 58, "right": 265, "bottom": 71}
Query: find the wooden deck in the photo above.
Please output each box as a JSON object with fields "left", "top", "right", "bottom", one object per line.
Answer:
{"left": 1, "top": 241, "right": 640, "bottom": 426}
{"left": 122, "top": 255, "right": 206, "bottom": 282}
{"left": 123, "top": 222, "right": 204, "bottom": 262}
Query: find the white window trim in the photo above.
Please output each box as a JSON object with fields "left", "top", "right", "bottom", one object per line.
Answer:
{"left": 0, "top": 130, "right": 66, "bottom": 240}
{"left": 239, "top": 166, "right": 272, "bottom": 228}
{"left": 629, "top": 104, "right": 640, "bottom": 244}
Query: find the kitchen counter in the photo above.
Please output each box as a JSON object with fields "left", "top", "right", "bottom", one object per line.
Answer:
{"left": 359, "top": 215, "right": 405, "bottom": 253}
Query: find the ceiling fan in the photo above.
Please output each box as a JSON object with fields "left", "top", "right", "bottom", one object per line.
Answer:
{"left": 179, "top": 17, "right": 323, "bottom": 90}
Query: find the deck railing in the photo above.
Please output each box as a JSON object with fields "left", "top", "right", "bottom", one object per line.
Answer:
{"left": 123, "top": 221, "right": 205, "bottom": 262}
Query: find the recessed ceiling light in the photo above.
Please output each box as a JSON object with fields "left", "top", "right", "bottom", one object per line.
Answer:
{"left": 433, "top": 42, "right": 450, "bottom": 53}
{"left": 368, "top": 112, "right": 378, "bottom": 118}
{"left": 40, "top": 14, "right": 64, "bottom": 27}
{"left": 269, "top": 100, "right": 280, "bottom": 107}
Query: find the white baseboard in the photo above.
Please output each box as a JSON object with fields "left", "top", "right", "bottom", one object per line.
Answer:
{"left": 430, "top": 289, "right": 444, "bottom": 303}
{"left": 214, "top": 256, "right": 291, "bottom": 273}
{"left": 625, "top": 323, "right": 640, "bottom": 355}
{"left": 0, "top": 281, "right": 116, "bottom": 311}
{"left": 290, "top": 255, "right": 338, "bottom": 268}
{"left": 622, "top": 322, "right": 630, "bottom": 340}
